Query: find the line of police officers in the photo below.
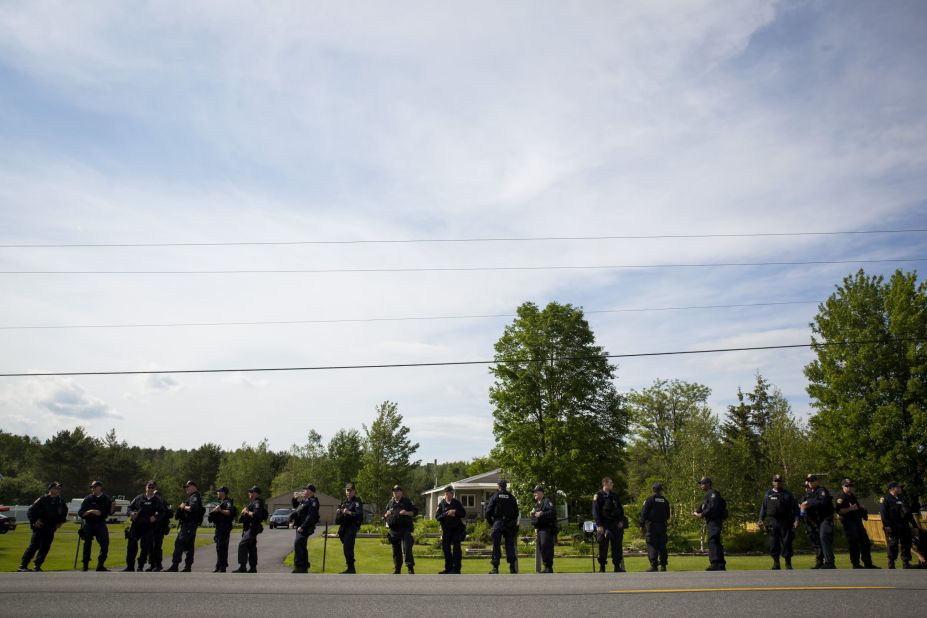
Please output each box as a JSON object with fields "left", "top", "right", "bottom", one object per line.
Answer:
{"left": 16, "top": 473, "right": 927, "bottom": 573}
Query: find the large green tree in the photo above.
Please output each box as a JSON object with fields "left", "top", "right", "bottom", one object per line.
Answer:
{"left": 806, "top": 269, "right": 927, "bottom": 498}
{"left": 357, "top": 401, "right": 420, "bottom": 511}
{"left": 489, "top": 301, "right": 628, "bottom": 512}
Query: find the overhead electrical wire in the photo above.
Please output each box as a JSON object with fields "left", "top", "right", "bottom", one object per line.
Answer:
{"left": 0, "top": 300, "right": 821, "bottom": 331}
{"left": 1, "top": 228, "right": 925, "bottom": 248}
{"left": 0, "top": 339, "right": 917, "bottom": 378}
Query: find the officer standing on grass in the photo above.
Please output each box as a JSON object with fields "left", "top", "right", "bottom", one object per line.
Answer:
{"left": 486, "top": 479, "right": 520, "bottom": 574}
{"left": 384, "top": 485, "right": 418, "bottom": 574}
{"left": 125, "top": 480, "right": 164, "bottom": 572}
{"left": 336, "top": 482, "right": 363, "bottom": 574}
{"left": 435, "top": 485, "right": 466, "bottom": 574}
{"left": 800, "top": 474, "right": 836, "bottom": 569}
{"left": 835, "top": 478, "right": 878, "bottom": 569}
{"left": 209, "top": 486, "right": 236, "bottom": 572}
{"left": 78, "top": 480, "right": 113, "bottom": 572}
{"left": 640, "top": 482, "right": 671, "bottom": 572}
{"left": 290, "top": 483, "right": 320, "bottom": 574}
{"left": 592, "top": 477, "right": 626, "bottom": 573}
{"left": 18, "top": 481, "right": 68, "bottom": 572}
{"left": 166, "top": 480, "right": 204, "bottom": 572}
{"left": 693, "top": 476, "right": 726, "bottom": 571}
{"left": 531, "top": 485, "right": 557, "bottom": 573}
{"left": 758, "top": 474, "right": 799, "bottom": 570}
{"left": 881, "top": 481, "right": 916, "bottom": 569}
{"left": 799, "top": 477, "right": 823, "bottom": 568}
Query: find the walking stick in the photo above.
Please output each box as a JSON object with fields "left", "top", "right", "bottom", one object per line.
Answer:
{"left": 322, "top": 521, "right": 328, "bottom": 573}
{"left": 73, "top": 529, "right": 82, "bottom": 569}
{"left": 535, "top": 528, "right": 541, "bottom": 573}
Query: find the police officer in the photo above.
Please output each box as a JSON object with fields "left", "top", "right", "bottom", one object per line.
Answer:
{"left": 18, "top": 481, "right": 68, "bottom": 572}
{"left": 384, "top": 484, "right": 418, "bottom": 574}
{"left": 693, "top": 476, "right": 726, "bottom": 571}
{"left": 640, "top": 482, "right": 671, "bottom": 572}
{"left": 78, "top": 480, "right": 113, "bottom": 572}
{"left": 435, "top": 485, "right": 466, "bottom": 574}
{"left": 147, "top": 489, "right": 172, "bottom": 571}
{"left": 835, "top": 478, "right": 877, "bottom": 569}
{"left": 235, "top": 486, "right": 267, "bottom": 573}
{"left": 592, "top": 476, "right": 626, "bottom": 573}
{"left": 166, "top": 480, "right": 204, "bottom": 572}
{"left": 531, "top": 485, "right": 557, "bottom": 573}
{"left": 209, "top": 486, "right": 235, "bottom": 572}
{"left": 336, "top": 482, "right": 363, "bottom": 574}
{"left": 290, "top": 483, "right": 320, "bottom": 574}
{"left": 758, "top": 474, "right": 799, "bottom": 570}
{"left": 799, "top": 477, "right": 822, "bottom": 568}
{"left": 881, "top": 481, "right": 916, "bottom": 569}
{"left": 485, "top": 479, "right": 520, "bottom": 574}
{"left": 125, "top": 480, "right": 164, "bottom": 572}
{"left": 800, "top": 474, "right": 835, "bottom": 569}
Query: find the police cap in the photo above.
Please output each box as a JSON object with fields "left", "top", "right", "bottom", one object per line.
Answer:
{"left": 698, "top": 476, "right": 712, "bottom": 485}
{"left": 183, "top": 480, "right": 198, "bottom": 488}
{"left": 47, "top": 481, "right": 62, "bottom": 490}
{"left": 772, "top": 474, "right": 783, "bottom": 482}
{"left": 841, "top": 478, "right": 854, "bottom": 487}
{"left": 533, "top": 485, "right": 544, "bottom": 493}
{"left": 303, "top": 484, "right": 316, "bottom": 492}
{"left": 443, "top": 485, "right": 455, "bottom": 493}
{"left": 145, "top": 480, "right": 157, "bottom": 488}
{"left": 216, "top": 486, "right": 229, "bottom": 494}
{"left": 392, "top": 484, "right": 403, "bottom": 492}
{"left": 805, "top": 474, "right": 818, "bottom": 482}
{"left": 652, "top": 483, "right": 665, "bottom": 492}
{"left": 247, "top": 485, "right": 261, "bottom": 494}
{"left": 90, "top": 480, "right": 103, "bottom": 488}
{"left": 498, "top": 479, "right": 508, "bottom": 489}
{"left": 887, "top": 481, "right": 899, "bottom": 490}
{"left": 345, "top": 482, "right": 356, "bottom": 491}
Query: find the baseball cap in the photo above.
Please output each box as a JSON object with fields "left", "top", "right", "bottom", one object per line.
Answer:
{"left": 247, "top": 485, "right": 261, "bottom": 494}
{"left": 304, "top": 484, "right": 316, "bottom": 492}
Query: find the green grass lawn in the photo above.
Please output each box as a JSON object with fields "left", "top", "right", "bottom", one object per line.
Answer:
{"left": 0, "top": 523, "right": 214, "bottom": 571}
{"left": 287, "top": 536, "right": 892, "bottom": 574}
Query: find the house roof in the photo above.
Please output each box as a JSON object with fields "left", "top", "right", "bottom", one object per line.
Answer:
{"left": 421, "top": 468, "right": 504, "bottom": 495}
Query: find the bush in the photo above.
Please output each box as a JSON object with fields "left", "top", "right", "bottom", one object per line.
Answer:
{"left": 467, "top": 520, "right": 490, "bottom": 544}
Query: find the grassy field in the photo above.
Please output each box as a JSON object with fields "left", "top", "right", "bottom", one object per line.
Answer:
{"left": 0, "top": 523, "right": 214, "bottom": 571}
{"left": 287, "top": 536, "right": 893, "bottom": 574}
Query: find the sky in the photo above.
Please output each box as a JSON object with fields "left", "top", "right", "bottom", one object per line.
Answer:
{"left": 1, "top": 0, "right": 926, "bottom": 464}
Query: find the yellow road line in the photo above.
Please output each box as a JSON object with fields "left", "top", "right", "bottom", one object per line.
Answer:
{"left": 610, "top": 586, "right": 896, "bottom": 594}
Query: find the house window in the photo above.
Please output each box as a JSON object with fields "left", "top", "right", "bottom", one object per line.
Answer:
{"left": 461, "top": 494, "right": 475, "bottom": 508}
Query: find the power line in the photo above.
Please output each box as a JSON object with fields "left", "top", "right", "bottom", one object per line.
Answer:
{"left": 0, "top": 257, "right": 923, "bottom": 275}
{"left": 0, "top": 301, "right": 821, "bottom": 331}
{"left": 2, "top": 228, "right": 925, "bottom": 248}
{"left": 0, "top": 339, "right": 914, "bottom": 378}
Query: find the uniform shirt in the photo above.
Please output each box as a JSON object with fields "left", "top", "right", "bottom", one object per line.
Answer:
{"left": 804, "top": 486, "right": 834, "bottom": 522}
{"left": 435, "top": 498, "right": 466, "bottom": 531}
{"left": 485, "top": 490, "right": 519, "bottom": 525}
{"left": 213, "top": 498, "right": 235, "bottom": 530}
{"left": 385, "top": 496, "right": 418, "bottom": 531}
{"left": 338, "top": 496, "right": 363, "bottom": 528}
{"left": 241, "top": 497, "right": 268, "bottom": 531}
{"left": 593, "top": 490, "right": 625, "bottom": 528}
{"left": 697, "top": 489, "right": 724, "bottom": 522}
{"left": 834, "top": 490, "right": 867, "bottom": 524}
{"left": 880, "top": 493, "right": 916, "bottom": 528}
{"left": 641, "top": 494, "right": 671, "bottom": 526}
{"left": 27, "top": 494, "right": 68, "bottom": 527}
{"left": 127, "top": 493, "right": 164, "bottom": 528}
{"left": 291, "top": 496, "right": 320, "bottom": 532}
{"left": 531, "top": 497, "right": 557, "bottom": 530}
{"left": 177, "top": 491, "right": 203, "bottom": 528}
{"left": 78, "top": 493, "right": 113, "bottom": 523}
{"left": 759, "top": 488, "right": 798, "bottom": 523}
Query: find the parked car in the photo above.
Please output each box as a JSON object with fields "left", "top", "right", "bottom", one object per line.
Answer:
{"left": 268, "top": 508, "right": 292, "bottom": 529}
{"left": 0, "top": 507, "right": 16, "bottom": 534}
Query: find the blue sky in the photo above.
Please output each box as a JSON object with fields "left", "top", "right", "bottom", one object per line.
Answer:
{"left": 1, "top": 0, "right": 925, "bottom": 462}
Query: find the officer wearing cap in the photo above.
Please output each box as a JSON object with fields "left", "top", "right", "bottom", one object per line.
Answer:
{"left": 290, "top": 484, "right": 320, "bottom": 573}
{"left": 799, "top": 474, "right": 835, "bottom": 569}
{"left": 147, "top": 489, "right": 172, "bottom": 571}
{"left": 124, "top": 480, "right": 164, "bottom": 571}
{"left": 435, "top": 485, "right": 466, "bottom": 574}
{"left": 758, "top": 474, "right": 799, "bottom": 570}
{"left": 836, "top": 479, "right": 877, "bottom": 569}
{"left": 210, "top": 486, "right": 235, "bottom": 572}
{"left": 235, "top": 486, "right": 267, "bottom": 573}
{"left": 640, "top": 482, "right": 671, "bottom": 572}
{"left": 166, "top": 480, "right": 204, "bottom": 572}
{"left": 18, "top": 482, "right": 68, "bottom": 572}
{"left": 384, "top": 484, "right": 419, "bottom": 574}
{"left": 593, "top": 477, "right": 626, "bottom": 573}
{"left": 531, "top": 485, "right": 557, "bottom": 573}
{"left": 77, "top": 480, "right": 113, "bottom": 572}
{"left": 693, "top": 476, "right": 726, "bottom": 571}
{"left": 485, "top": 479, "right": 520, "bottom": 574}
{"left": 881, "top": 481, "right": 916, "bottom": 569}
{"left": 336, "top": 482, "right": 364, "bottom": 574}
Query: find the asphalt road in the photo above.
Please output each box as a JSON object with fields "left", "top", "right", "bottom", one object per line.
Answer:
{"left": 2, "top": 569, "right": 925, "bottom": 616}
{"left": 185, "top": 526, "right": 297, "bottom": 573}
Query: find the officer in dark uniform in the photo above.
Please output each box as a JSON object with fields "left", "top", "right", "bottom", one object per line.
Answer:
{"left": 835, "top": 478, "right": 878, "bottom": 569}
{"left": 800, "top": 474, "right": 835, "bottom": 569}
{"left": 531, "top": 485, "right": 557, "bottom": 573}
{"left": 124, "top": 480, "right": 164, "bottom": 572}
{"left": 235, "top": 486, "right": 267, "bottom": 573}
{"left": 147, "top": 490, "right": 172, "bottom": 571}
{"left": 881, "top": 481, "right": 916, "bottom": 569}
{"left": 290, "top": 483, "right": 320, "bottom": 574}
{"left": 640, "top": 482, "right": 671, "bottom": 572}
{"left": 758, "top": 474, "right": 799, "bottom": 570}
{"left": 693, "top": 476, "right": 726, "bottom": 571}
{"left": 78, "top": 480, "right": 113, "bottom": 572}
{"left": 384, "top": 484, "right": 419, "bottom": 574}
{"left": 336, "top": 482, "right": 363, "bottom": 574}
{"left": 592, "top": 476, "right": 626, "bottom": 573}
{"left": 18, "top": 481, "right": 68, "bottom": 572}
{"left": 798, "top": 478, "right": 822, "bottom": 567}
{"left": 209, "top": 486, "right": 236, "bottom": 572}
{"left": 435, "top": 485, "right": 466, "bottom": 574}
{"left": 166, "top": 480, "right": 204, "bottom": 572}
{"left": 485, "top": 479, "right": 520, "bottom": 574}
